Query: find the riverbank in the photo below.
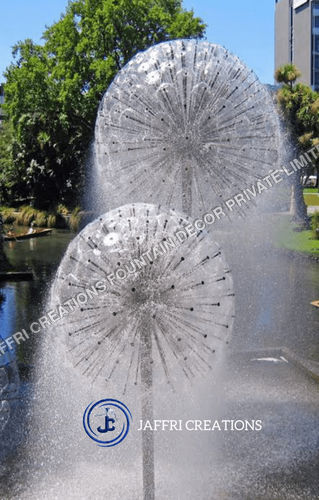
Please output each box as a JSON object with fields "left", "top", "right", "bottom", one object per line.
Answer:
{"left": 0, "top": 205, "right": 83, "bottom": 232}
{"left": 274, "top": 214, "right": 319, "bottom": 259}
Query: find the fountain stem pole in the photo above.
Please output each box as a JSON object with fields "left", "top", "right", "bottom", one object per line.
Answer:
{"left": 140, "top": 326, "right": 155, "bottom": 500}
{"left": 182, "top": 155, "right": 192, "bottom": 214}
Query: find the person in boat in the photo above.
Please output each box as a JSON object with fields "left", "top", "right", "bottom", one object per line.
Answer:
{"left": 27, "top": 221, "right": 35, "bottom": 235}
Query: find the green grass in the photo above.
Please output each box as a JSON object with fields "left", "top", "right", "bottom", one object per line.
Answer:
{"left": 303, "top": 187, "right": 319, "bottom": 194}
{"left": 304, "top": 193, "right": 319, "bottom": 206}
{"left": 275, "top": 215, "right": 319, "bottom": 256}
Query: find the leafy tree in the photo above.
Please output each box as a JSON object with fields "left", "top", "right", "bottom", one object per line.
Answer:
{"left": 0, "top": 121, "right": 15, "bottom": 202}
{"left": 275, "top": 64, "right": 319, "bottom": 224}
{"left": 2, "top": 0, "right": 206, "bottom": 208}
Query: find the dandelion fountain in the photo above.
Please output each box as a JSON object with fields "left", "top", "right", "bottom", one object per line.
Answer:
{"left": 85, "top": 41, "right": 279, "bottom": 497}
{"left": 7, "top": 40, "right": 308, "bottom": 500}
{"left": 49, "top": 203, "right": 234, "bottom": 499}
{"left": 93, "top": 40, "right": 280, "bottom": 215}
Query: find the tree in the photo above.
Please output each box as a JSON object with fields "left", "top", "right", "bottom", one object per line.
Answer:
{"left": 275, "top": 64, "right": 301, "bottom": 88}
{"left": 275, "top": 64, "right": 318, "bottom": 225}
{"left": 2, "top": 0, "right": 206, "bottom": 209}
{"left": 0, "top": 121, "right": 15, "bottom": 203}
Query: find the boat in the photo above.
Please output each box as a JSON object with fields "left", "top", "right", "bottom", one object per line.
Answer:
{"left": 4, "top": 228, "right": 53, "bottom": 241}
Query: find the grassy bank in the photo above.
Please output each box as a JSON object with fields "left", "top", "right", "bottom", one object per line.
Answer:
{"left": 275, "top": 214, "right": 319, "bottom": 257}
{"left": 0, "top": 205, "right": 83, "bottom": 232}
{"left": 304, "top": 193, "right": 319, "bottom": 206}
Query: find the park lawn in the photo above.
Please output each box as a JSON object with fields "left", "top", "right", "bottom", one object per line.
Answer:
{"left": 275, "top": 216, "right": 319, "bottom": 256}
{"left": 303, "top": 188, "right": 319, "bottom": 194}
{"left": 304, "top": 193, "right": 319, "bottom": 206}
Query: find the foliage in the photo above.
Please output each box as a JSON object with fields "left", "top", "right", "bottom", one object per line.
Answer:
{"left": 69, "top": 206, "right": 82, "bottom": 232}
{"left": 312, "top": 212, "right": 319, "bottom": 240}
{"left": 0, "top": 206, "right": 16, "bottom": 224}
{"left": 276, "top": 81, "right": 319, "bottom": 142}
{"left": 56, "top": 203, "right": 69, "bottom": 216}
{"left": 15, "top": 205, "right": 39, "bottom": 226}
{"left": 275, "top": 64, "right": 301, "bottom": 87}
{"left": 1, "top": 0, "right": 205, "bottom": 208}
{"left": 0, "top": 122, "right": 17, "bottom": 203}
{"left": 0, "top": 204, "right": 75, "bottom": 229}
{"left": 47, "top": 214, "right": 57, "bottom": 228}
{"left": 34, "top": 211, "right": 48, "bottom": 227}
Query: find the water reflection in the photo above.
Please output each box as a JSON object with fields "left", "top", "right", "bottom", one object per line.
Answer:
{"left": 0, "top": 230, "right": 74, "bottom": 365}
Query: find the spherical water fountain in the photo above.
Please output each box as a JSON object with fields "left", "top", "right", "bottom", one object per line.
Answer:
{"left": 10, "top": 40, "right": 293, "bottom": 500}
{"left": 49, "top": 203, "right": 234, "bottom": 499}
{"left": 93, "top": 40, "right": 280, "bottom": 215}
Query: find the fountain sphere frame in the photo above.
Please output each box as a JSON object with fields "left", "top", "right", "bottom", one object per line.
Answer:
{"left": 50, "top": 203, "right": 234, "bottom": 500}
{"left": 50, "top": 203, "right": 235, "bottom": 391}
{"left": 94, "top": 40, "right": 281, "bottom": 215}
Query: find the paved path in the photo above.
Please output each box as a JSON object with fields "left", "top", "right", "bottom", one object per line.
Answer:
{"left": 214, "top": 353, "right": 319, "bottom": 499}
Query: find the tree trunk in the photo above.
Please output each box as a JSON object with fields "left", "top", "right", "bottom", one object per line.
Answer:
{"left": 289, "top": 173, "right": 309, "bottom": 227}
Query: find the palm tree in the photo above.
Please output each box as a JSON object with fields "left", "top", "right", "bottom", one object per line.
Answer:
{"left": 275, "top": 64, "right": 309, "bottom": 226}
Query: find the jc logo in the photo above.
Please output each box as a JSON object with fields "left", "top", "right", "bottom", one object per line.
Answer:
{"left": 97, "top": 408, "right": 116, "bottom": 433}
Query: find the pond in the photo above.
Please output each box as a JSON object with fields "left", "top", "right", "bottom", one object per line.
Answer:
{"left": 0, "top": 222, "right": 318, "bottom": 499}
{"left": 0, "top": 229, "right": 74, "bottom": 365}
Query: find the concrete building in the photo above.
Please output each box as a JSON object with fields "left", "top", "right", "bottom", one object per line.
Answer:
{"left": 275, "top": 0, "right": 319, "bottom": 90}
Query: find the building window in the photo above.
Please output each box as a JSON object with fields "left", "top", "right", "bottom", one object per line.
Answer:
{"left": 314, "top": 70, "right": 319, "bottom": 87}
{"left": 314, "top": 35, "right": 319, "bottom": 53}
{"left": 312, "top": 3, "right": 319, "bottom": 88}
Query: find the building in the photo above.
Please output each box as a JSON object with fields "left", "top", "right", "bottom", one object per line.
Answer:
{"left": 275, "top": 0, "right": 319, "bottom": 90}
{"left": 0, "top": 84, "right": 4, "bottom": 123}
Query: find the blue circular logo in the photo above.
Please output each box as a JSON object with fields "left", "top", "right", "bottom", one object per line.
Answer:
{"left": 83, "top": 399, "right": 132, "bottom": 447}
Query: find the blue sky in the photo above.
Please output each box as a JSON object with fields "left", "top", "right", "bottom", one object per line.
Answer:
{"left": 0, "top": 0, "right": 275, "bottom": 83}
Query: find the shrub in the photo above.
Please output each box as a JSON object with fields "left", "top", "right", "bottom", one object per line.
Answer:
{"left": 69, "top": 207, "right": 82, "bottom": 232}
{"left": 47, "top": 214, "right": 57, "bottom": 228}
{"left": 0, "top": 207, "right": 16, "bottom": 224}
{"left": 56, "top": 204, "right": 69, "bottom": 216}
{"left": 34, "top": 211, "right": 48, "bottom": 227}
{"left": 16, "top": 206, "right": 38, "bottom": 226}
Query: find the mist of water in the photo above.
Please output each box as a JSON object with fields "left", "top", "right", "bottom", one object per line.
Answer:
{"left": 5, "top": 40, "right": 318, "bottom": 500}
